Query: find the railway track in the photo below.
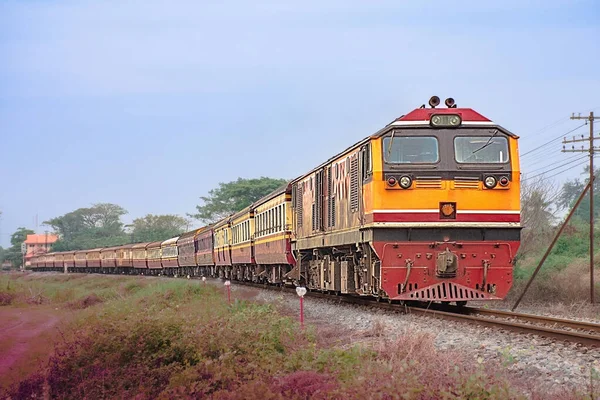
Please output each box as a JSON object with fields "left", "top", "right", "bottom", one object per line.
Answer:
{"left": 230, "top": 280, "right": 600, "bottom": 347}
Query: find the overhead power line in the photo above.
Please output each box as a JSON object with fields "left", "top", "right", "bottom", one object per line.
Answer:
{"left": 522, "top": 156, "right": 588, "bottom": 182}
{"left": 521, "top": 123, "right": 587, "bottom": 158}
{"left": 523, "top": 153, "right": 585, "bottom": 175}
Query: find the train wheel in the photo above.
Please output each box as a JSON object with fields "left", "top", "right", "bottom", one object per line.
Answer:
{"left": 456, "top": 301, "right": 467, "bottom": 307}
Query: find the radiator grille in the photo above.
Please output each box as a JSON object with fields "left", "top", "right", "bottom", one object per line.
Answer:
{"left": 453, "top": 177, "right": 480, "bottom": 189}
{"left": 415, "top": 176, "right": 442, "bottom": 189}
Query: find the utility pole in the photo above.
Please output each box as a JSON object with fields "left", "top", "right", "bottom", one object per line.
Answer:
{"left": 563, "top": 112, "right": 599, "bottom": 303}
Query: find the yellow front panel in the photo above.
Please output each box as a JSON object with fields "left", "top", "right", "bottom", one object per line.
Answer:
{"left": 365, "top": 136, "right": 520, "bottom": 214}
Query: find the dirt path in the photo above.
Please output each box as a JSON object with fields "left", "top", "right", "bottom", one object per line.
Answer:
{"left": 0, "top": 307, "right": 64, "bottom": 389}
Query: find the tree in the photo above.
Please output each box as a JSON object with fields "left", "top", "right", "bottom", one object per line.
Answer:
{"left": 130, "top": 214, "right": 190, "bottom": 243}
{"left": 556, "top": 165, "right": 600, "bottom": 222}
{"left": 44, "top": 203, "right": 129, "bottom": 251}
{"left": 519, "top": 179, "right": 559, "bottom": 256}
{"left": 190, "top": 177, "right": 288, "bottom": 223}
{"left": 11, "top": 227, "right": 34, "bottom": 247}
{"left": 2, "top": 227, "right": 34, "bottom": 269}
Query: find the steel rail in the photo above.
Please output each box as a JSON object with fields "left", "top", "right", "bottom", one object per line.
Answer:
{"left": 462, "top": 306, "right": 600, "bottom": 334}
{"left": 404, "top": 306, "right": 600, "bottom": 348}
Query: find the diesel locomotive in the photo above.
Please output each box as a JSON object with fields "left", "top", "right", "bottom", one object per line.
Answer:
{"left": 31, "top": 96, "right": 521, "bottom": 304}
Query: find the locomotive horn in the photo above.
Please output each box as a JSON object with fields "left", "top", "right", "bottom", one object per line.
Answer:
{"left": 445, "top": 97, "right": 456, "bottom": 108}
{"left": 429, "top": 96, "right": 440, "bottom": 108}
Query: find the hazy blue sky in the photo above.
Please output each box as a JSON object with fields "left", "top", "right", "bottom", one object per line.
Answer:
{"left": 1, "top": 0, "right": 599, "bottom": 246}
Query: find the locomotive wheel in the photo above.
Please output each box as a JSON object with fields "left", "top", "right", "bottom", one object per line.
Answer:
{"left": 456, "top": 301, "right": 467, "bottom": 307}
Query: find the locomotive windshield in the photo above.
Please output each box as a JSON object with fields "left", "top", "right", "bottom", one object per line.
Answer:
{"left": 383, "top": 136, "right": 439, "bottom": 164}
{"left": 454, "top": 136, "right": 509, "bottom": 164}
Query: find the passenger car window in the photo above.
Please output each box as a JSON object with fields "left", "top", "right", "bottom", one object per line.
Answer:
{"left": 454, "top": 136, "right": 509, "bottom": 163}
{"left": 383, "top": 136, "right": 439, "bottom": 164}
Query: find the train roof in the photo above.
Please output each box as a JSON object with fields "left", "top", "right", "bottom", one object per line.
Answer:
{"left": 178, "top": 229, "right": 201, "bottom": 241}
{"left": 131, "top": 242, "right": 151, "bottom": 249}
{"left": 100, "top": 246, "right": 121, "bottom": 252}
{"left": 252, "top": 182, "right": 292, "bottom": 206}
{"left": 147, "top": 241, "right": 163, "bottom": 248}
{"left": 161, "top": 237, "right": 179, "bottom": 246}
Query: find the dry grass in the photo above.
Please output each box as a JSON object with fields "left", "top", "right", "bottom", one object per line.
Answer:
{"left": 0, "top": 274, "right": 594, "bottom": 399}
{"left": 509, "top": 260, "right": 599, "bottom": 305}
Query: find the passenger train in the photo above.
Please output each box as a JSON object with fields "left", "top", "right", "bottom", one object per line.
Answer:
{"left": 31, "top": 96, "right": 521, "bottom": 304}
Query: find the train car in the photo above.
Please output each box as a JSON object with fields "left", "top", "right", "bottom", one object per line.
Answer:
{"left": 86, "top": 248, "right": 102, "bottom": 271}
{"left": 132, "top": 242, "right": 150, "bottom": 271}
{"left": 116, "top": 244, "right": 134, "bottom": 272}
{"left": 35, "top": 255, "right": 43, "bottom": 270}
{"left": 53, "top": 252, "right": 65, "bottom": 272}
{"left": 64, "top": 251, "right": 75, "bottom": 272}
{"left": 230, "top": 206, "right": 255, "bottom": 280}
{"left": 44, "top": 253, "right": 55, "bottom": 271}
{"left": 287, "top": 96, "right": 520, "bottom": 303}
{"left": 161, "top": 237, "right": 179, "bottom": 274}
{"left": 195, "top": 226, "right": 215, "bottom": 276}
{"left": 146, "top": 241, "right": 163, "bottom": 271}
{"left": 213, "top": 219, "right": 232, "bottom": 277}
{"left": 253, "top": 183, "right": 296, "bottom": 283}
{"left": 178, "top": 229, "right": 200, "bottom": 275}
{"left": 100, "top": 247, "right": 118, "bottom": 271}
{"left": 74, "top": 250, "right": 87, "bottom": 271}
{"left": 29, "top": 255, "right": 38, "bottom": 270}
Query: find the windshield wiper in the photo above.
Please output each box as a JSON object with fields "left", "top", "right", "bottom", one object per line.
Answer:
{"left": 386, "top": 130, "right": 396, "bottom": 160}
{"left": 472, "top": 129, "right": 498, "bottom": 154}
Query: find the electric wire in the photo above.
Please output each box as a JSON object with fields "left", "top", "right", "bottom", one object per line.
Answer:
{"left": 521, "top": 123, "right": 587, "bottom": 158}
{"left": 523, "top": 153, "right": 585, "bottom": 175}
{"left": 521, "top": 156, "right": 588, "bottom": 182}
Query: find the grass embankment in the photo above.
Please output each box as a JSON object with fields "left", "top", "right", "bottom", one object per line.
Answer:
{"left": 512, "top": 223, "right": 600, "bottom": 307}
{"left": 0, "top": 273, "right": 586, "bottom": 399}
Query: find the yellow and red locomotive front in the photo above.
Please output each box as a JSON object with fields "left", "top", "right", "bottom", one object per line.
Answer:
{"left": 365, "top": 98, "right": 521, "bottom": 302}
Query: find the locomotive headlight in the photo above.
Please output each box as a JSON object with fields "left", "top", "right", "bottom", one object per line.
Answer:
{"left": 399, "top": 175, "right": 412, "bottom": 189}
{"left": 387, "top": 176, "right": 397, "bottom": 186}
{"left": 430, "top": 114, "right": 462, "bottom": 128}
{"left": 484, "top": 176, "right": 497, "bottom": 189}
{"left": 499, "top": 176, "right": 509, "bottom": 187}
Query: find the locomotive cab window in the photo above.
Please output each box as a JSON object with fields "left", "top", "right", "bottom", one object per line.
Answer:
{"left": 383, "top": 136, "right": 439, "bottom": 164}
{"left": 454, "top": 136, "right": 509, "bottom": 164}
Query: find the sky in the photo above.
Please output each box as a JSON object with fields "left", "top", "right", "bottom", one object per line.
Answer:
{"left": 0, "top": 0, "right": 599, "bottom": 247}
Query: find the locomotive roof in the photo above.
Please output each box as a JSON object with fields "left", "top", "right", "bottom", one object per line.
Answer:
{"left": 289, "top": 105, "right": 517, "bottom": 185}
{"left": 387, "top": 107, "right": 518, "bottom": 138}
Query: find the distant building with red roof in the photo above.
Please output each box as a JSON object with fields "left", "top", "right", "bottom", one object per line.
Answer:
{"left": 23, "top": 233, "right": 59, "bottom": 264}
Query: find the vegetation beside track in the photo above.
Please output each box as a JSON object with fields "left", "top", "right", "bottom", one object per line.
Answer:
{"left": 512, "top": 220, "right": 600, "bottom": 305}
{"left": 1, "top": 273, "right": 587, "bottom": 399}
